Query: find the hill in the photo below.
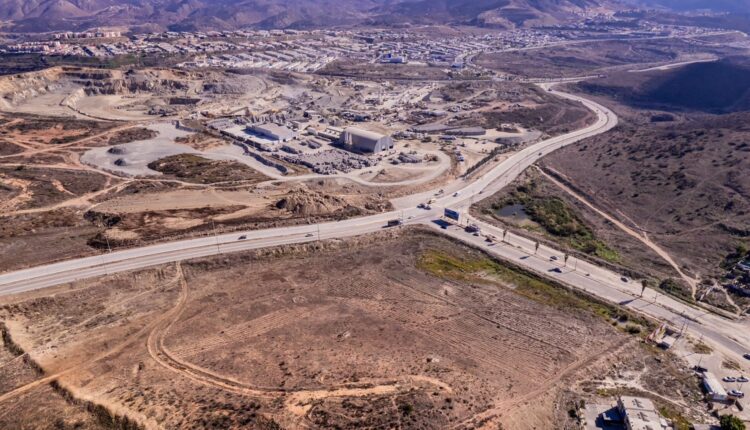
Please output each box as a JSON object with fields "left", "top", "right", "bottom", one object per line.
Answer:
{"left": 0, "top": 0, "right": 612, "bottom": 33}
{"left": 626, "top": 0, "right": 750, "bottom": 13}
{"left": 577, "top": 57, "right": 750, "bottom": 114}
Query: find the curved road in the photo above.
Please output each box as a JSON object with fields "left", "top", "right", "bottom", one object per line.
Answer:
{"left": 0, "top": 85, "right": 615, "bottom": 294}
{"left": 1, "top": 85, "right": 748, "bottom": 367}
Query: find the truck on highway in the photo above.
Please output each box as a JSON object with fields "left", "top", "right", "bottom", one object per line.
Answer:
{"left": 465, "top": 224, "right": 480, "bottom": 234}
{"left": 386, "top": 219, "right": 403, "bottom": 227}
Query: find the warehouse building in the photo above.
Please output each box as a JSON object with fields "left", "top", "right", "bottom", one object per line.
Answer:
{"left": 702, "top": 372, "right": 728, "bottom": 402}
{"left": 247, "top": 123, "right": 298, "bottom": 143}
{"left": 617, "top": 396, "right": 669, "bottom": 430}
{"left": 339, "top": 127, "right": 394, "bottom": 153}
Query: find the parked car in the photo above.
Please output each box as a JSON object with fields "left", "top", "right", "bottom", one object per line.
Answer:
{"left": 728, "top": 390, "right": 745, "bottom": 398}
{"left": 723, "top": 376, "right": 737, "bottom": 383}
{"left": 737, "top": 376, "right": 749, "bottom": 383}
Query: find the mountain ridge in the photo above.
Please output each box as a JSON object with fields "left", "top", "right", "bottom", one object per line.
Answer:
{"left": 0, "top": 0, "right": 613, "bottom": 33}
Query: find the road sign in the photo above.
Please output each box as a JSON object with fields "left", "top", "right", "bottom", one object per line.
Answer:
{"left": 444, "top": 208, "right": 460, "bottom": 222}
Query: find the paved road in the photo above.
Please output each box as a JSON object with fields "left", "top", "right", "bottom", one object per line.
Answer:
{"left": 1, "top": 84, "right": 747, "bottom": 365}
{"left": 0, "top": 85, "right": 615, "bottom": 294}
{"left": 440, "top": 219, "right": 750, "bottom": 365}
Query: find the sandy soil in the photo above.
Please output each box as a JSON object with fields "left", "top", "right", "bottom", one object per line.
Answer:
{"left": 0, "top": 230, "right": 623, "bottom": 429}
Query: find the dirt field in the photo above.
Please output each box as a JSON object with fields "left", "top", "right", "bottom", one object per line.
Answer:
{"left": 476, "top": 37, "right": 741, "bottom": 79}
{"left": 0, "top": 229, "right": 630, "bottom": 429}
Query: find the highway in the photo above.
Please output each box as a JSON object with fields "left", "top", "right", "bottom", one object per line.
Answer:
{"left": 0, "top": 84, "right": 616, "bottom": 294}
{"left": 1, "top": 84, "right": 747, "bottom": 364}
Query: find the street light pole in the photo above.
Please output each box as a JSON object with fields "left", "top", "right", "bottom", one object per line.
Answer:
{"left": 211, "top": 219, "right": 220, "bottom": 254}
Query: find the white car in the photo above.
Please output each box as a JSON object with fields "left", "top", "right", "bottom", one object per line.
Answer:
{"left": 723, "top": 376, "right": 737, "bottom": 383}
{"left": 729, "top": 389, "right": 745, "bottom": 398}
{"left": 737, "top": 376, "right": 749, "bottom": 383}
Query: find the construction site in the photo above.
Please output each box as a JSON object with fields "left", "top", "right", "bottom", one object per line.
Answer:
{"left": 0, "top": 63, "right": 574, "bottom": 273}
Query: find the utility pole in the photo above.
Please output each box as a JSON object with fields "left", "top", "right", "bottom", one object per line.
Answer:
{"left": 211, "top": 219, "right": 220, "bottom": 254}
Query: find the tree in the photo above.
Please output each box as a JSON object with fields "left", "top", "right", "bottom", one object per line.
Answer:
{"left": 720, "top": 414, "right": 746, "bottom": 430}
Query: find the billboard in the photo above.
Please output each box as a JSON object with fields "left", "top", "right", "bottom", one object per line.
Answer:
{"left": 444, "top": 208, "right": 460, "bottom": 221}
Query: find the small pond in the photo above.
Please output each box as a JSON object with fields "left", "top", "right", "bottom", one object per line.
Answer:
{"left": 495, "top": 204, "right": 530, "bottom": 221}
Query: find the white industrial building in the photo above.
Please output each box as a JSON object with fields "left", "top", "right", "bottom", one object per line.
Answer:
{"left": 247, "top": 123, "right": 298, "bottom": 143}
{"left": 617, "top": 396, "right": 669, "bottom": 430}
{"left": 702, "top": 372, "right": 729, "bottom": 402}
{"left": 338, "top": 127, "right": 394, "bottom": 153}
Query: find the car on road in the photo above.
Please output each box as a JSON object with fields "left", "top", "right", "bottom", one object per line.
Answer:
{"left": 744, "top": 353, "right": 750, "bottom": 360}
{"left": 550, "top": 256, "right": 558, "bottom": 261}
{"left": 738, "top": 376, "right": 749, "bottom": 383}
{"left": 551, "top": 267, "right": 563, "bottom": 273}
{"left": 417, "top": 203, "right": 425, "bottom": 209}
{"left": 729, "top": 389, "right": 745, "bottom": 398}
{"left": 693, "top": 365, "right": 708, "bottom": 373}
{"left": 305, "top": 233, "right": 314, "bottom": 238}
{"left": 238, "top": 235, "right": 247, "bottom": 240}
{"left": 453, "top": 192, "right": 459, "bottom": 197}
{"left": 425, "top": 204, "right": 432, "bottom": 210}
{"left": 621, "top": 277, "right": 629, "bottom": 283}
{"left": 723, "top": 376, "right": 737, "bottom": 383}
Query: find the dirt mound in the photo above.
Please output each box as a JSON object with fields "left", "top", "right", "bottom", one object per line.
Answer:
{"left": 275, "top": 187, "right": 356, "bottom": 216}
{"left": 147, "top": 153, "right": 269, "bottom": 184}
